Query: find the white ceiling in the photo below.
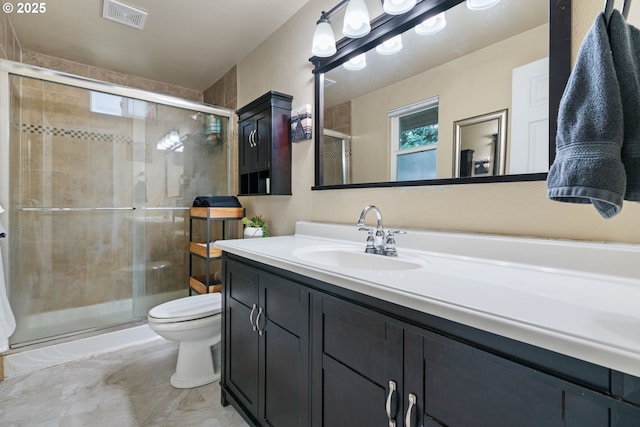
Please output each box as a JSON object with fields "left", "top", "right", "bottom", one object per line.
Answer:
{"left": 8, "top": 0, "right": 312, "bottom": 91}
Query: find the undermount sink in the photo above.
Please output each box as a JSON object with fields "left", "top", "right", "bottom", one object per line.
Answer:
{"left": 293, "top": 245, "right": 427, "bottom": 271}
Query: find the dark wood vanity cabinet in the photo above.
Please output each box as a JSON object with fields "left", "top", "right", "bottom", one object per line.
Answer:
{"left": 221, "top": 254, "right": 640, "bottom": 427}
{"left": 237, "top": 91, "right": 293, "bottom": 195}
{"left": 222, "top": 257, "right": 309, "bottom": 426}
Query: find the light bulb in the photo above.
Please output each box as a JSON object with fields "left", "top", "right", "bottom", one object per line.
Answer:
{"left": 383, "top": 0, "right": 417, "bottom": 15}
{"left": 415, "top": 12, "right": 446, "bottom": 36}
{"left": 467, "top": 0, "right": 502, "bottom": 11}
{"left": 376, "top": 34, "right": 402, "bottom": 55}
{"left": 343, "top": 0, "right": 371, "bottom": 38}
{"left": 343, "top": 53, "right": 367, "bottom": 70}
{"left": 312, "top": 14, "right": 337, "bottom": 57}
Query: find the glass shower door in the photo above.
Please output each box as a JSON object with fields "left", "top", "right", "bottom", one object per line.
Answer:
{"left": 6, "top": 72, "right": 229, "bottom": 347}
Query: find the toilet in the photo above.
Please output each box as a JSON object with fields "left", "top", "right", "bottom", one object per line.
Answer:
{"left": 147, "top": 292, "right": 222, "bottom": 389}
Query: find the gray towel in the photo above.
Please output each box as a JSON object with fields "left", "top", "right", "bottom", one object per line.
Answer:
{"left": 547, "top": 13, "right": 626, "bottom": 219}
{"left": 609, "top": 10, "right": 640, "bottom": 202}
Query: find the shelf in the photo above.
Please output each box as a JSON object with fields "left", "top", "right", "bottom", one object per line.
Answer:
{"left": 188, "top": 205, "right": 243, "bottom": 295}
{"left": 190, "top": 207, "right": 244, "bottom": 220}
{"left": 190, "top": 242, "right": 223, "bottom": 259}
{"left": 190, "top": 276, "right": 221, "bottom": 294}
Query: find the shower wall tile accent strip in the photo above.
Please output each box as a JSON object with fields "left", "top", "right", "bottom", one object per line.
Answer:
{"left": 21, "top": 123, "right": 134, "bottom": 145}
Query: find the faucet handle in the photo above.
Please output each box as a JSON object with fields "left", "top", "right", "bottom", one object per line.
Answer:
{"left": 358, "top": 227, "right": 377, "bottom": 254}
{"left": 384, "top": 230, "right": 406, "bottom": 257}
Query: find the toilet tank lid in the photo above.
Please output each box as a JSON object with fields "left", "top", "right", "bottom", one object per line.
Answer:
{"left": 148, "top": 293, "right": 222, "bottom": 320}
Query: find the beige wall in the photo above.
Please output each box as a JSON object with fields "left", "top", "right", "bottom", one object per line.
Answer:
{"left": 237, "top": 0, "right": 640, "bottom": 243}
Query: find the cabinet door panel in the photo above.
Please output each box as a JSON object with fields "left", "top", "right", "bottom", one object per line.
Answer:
{"left": 255, "top": 113, "right": 271, "bottom": 170}
{"left": 322, "top": 355, "right": 390, "bottom": 427}
{"left": 263, "top": 321, "right": 305, "bottom": 427}
{"left": 227, "top": 260, "right": 258, "bottom": 308}
{"left": 564, "top": 392, "right": 609, "bottom": 427}
{"left": 422, "top": 332, "right": 564, "bottom": 427}
{"left": 322, "top": 297, "right": 402, "bottom": 385}
{"left": 239, "top": 120, "right": 256, "bottom": 173}
{"left": 261, "top": 273, "right": 304, "bottom": 336}
{"left": 227, "top": 297, "right": 259, "bottom": 415}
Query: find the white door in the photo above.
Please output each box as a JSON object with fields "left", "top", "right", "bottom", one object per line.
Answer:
{"left": 509, "top": 57, "right": 549, "bottom": 174}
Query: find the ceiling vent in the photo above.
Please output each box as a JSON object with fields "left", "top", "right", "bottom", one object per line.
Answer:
{"left": 102, "top": 0, "right": 148, "bottom": 30}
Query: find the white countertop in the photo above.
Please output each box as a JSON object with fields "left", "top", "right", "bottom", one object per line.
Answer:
{"left": 215, "top": 221, "right": 640, "bottom": 377}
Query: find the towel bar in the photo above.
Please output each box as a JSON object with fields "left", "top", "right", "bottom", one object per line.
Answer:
{"left": 604, "top": 0, "right": 631, "bottom": 24}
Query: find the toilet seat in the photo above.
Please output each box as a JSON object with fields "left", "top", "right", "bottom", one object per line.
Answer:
{"left": 148, "top": 293, "right": 222, "bottom": 323}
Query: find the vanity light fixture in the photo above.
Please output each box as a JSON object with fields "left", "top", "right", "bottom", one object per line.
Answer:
{"left": 343, "top": 53, "right": 367, "bottom": 70}
{"left": 466, "top": 0, "right": 502, "bottom": 11}
{"left": 343, "top": 0, "right": 371, "bottom": 38}
{"left": 311, "top": 12, "right": 337, "bottom": 57}
{"left": 415, "top": 12, "right": 446, "bottom": 35}
{"left": 382, "top": 0, "right": 417, "bottom": 15}
{"left": 376, "top": 34, "right": 403, "bottom": 55}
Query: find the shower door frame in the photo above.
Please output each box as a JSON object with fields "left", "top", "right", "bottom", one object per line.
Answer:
{"left": 0, "top": 59, "right": 234, "bottom": 349}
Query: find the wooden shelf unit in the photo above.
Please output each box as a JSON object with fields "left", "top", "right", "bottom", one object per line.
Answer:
{"left": 189, "top": 206, "right": 244, "bottom": 294}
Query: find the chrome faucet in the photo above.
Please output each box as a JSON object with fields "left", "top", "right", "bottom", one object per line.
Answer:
{"left": 357, "top": 205, "right": 385, "bottom": 254}
{"left": 357, "top": 205, "right": 406, "bottom": 256}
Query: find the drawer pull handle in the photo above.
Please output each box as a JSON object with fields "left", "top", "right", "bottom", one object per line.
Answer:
{"left": 249, "top": 304, "right": 258, "bottom": 331}
{"left": 386, "top": 380, "right": 397, "bottom": 427}
{"left": 256, "top": 307, "right": 264, "bottom": 336}
{"left": 405, "top": 393, "right": 417, "bottom": 427}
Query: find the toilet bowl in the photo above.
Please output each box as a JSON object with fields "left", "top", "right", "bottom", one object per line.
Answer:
{"left": 147, "top": 292, "right": 222, "bottom": 389}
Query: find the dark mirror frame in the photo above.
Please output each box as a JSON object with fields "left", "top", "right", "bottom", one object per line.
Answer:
{"left": 310, "top": 0, "right": 571, "bottom": 190}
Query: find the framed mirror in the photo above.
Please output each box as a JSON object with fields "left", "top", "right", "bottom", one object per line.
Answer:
{"left": 453, "top": 109, "right": 507, "bottom": 178}
{"left": 311, "top": 0, "right": 571, "bottom": 189}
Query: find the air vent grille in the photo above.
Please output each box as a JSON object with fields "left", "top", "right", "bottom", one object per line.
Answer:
{"left": 102, "top": 0, "right": 148, "bottom": 30}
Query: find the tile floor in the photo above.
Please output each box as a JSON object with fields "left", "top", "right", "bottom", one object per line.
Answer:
{"left": 0, "top": 339, "right": 249, "bottom": 427}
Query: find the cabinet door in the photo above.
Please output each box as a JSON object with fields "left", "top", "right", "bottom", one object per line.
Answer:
{"left": 404, "top": 329, "right": 611, "bottom": 427}
{"left": 260, "top": 273, "right": 309, "bottom": 427}
{"left": 313, "top": 295, "right": 403, "bottom": 427}
{"left": 254, "top": 112, "right": 271, "bottom": 170}
{"left": 224, "top": 261, "right": 260, "bottom": 418}
{"left": 239, "top": 112, "right": 270, "bottom": 174}
{"left": 239, "top": 119, "right": 257, "bottom": 174}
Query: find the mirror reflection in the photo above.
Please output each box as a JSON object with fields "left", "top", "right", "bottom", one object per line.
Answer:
{"left": 318, "top": 0, "right": 550, "bottom": 187}
{"left": 453, "top": 109, "right": 507, "bottom": 178}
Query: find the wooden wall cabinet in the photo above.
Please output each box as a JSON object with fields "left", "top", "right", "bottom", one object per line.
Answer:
{"left": 237, "top": 91, "right": 293, "bottom": 195}
{"left": 221, "top": 254, "right": 640, "bottom": 427}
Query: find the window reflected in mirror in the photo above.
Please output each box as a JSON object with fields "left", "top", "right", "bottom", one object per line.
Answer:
{"left": 390, "top": 97, "right": 439, "bottom": 181}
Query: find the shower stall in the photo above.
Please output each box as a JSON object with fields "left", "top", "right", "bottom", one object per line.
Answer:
{"left": 0, "top": 60, "right": 232, "bottom": 349}
{"left": 322, "top": 129, "right": 351, "bottom": 185}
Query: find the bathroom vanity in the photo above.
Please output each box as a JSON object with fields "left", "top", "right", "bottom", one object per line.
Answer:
{"left": 216, "top": 222, "right": 640, "bottom": 427}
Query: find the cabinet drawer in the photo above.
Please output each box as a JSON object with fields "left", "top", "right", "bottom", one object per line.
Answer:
{"left": 226, "top": 260, "right": 258, "bottom": 308}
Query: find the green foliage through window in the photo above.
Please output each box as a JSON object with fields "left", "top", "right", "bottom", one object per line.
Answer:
{"left": 399, "top": 124, "right": 438, "bottom": 150}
